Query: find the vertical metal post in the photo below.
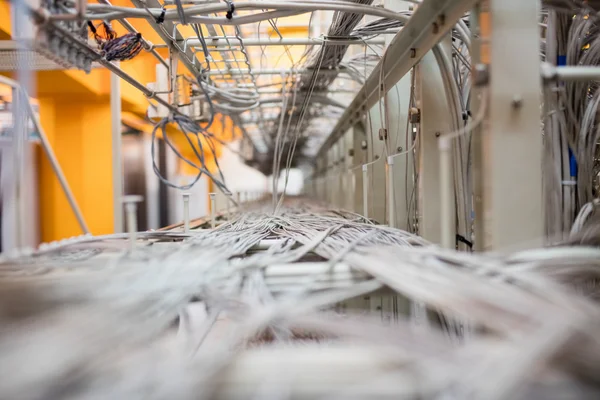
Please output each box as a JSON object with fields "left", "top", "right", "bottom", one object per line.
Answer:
{"left": 12, "top": 88, "right": 25, "bottom": 248}
{"left": 386, "top": 156, "right": 395, "bottom": 228}
{"left": 483, "top": 0, "right": 543, "bottom": 250}
{"left": 182, "top": 192, "right": 190, "bottom": 233}
{"left": 417, "top": 50, "right": 454, "bottom": 244}
{"left": 439, "top": 138, "right": 455, "bottom": 249}
{"left": 362, "top": 164, "right": 369, "bottom": 219}
{"left": 123, "top": 195, "right": 142, "bottom": 250}
{"left": 470, "top": 3, "right": 485, "bottom": 251}
{"left": 111, "top": 69, "right": 123, "bottom": 233}
{"left": 210, "top": 193, "right": 216, "bottom": 228}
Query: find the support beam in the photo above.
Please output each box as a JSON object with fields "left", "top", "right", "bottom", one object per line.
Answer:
{"left": 480, "top": 0, "right": 543, "bottom": 250}
{"left": 416, "top": 50, "right": 454, "bottom": 245}
{"left": 111, "top": 70, "right": 124, "bottom": 234}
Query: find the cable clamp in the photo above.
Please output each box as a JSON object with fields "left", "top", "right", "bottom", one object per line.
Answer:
{"left": 456, "top": 234, "right": 473, "bottom": 250}
{"left": 156, "top": 7, "right": 166, "bottom": 24}
{"left": 225, "top": 0, "right": 235, "bottom": 19}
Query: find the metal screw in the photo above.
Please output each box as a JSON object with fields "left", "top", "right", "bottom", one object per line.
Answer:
{"left": 397, "top": 146, "right": 403, "bottom": 152}
{"left": 512, "top": 95, "right": 523, "bottom": 109}
{"left": 435, "top": 132, "right": 441, "bottom": 137}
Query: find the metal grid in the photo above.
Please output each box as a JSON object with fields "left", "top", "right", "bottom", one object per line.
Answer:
{"left": 0, "top": 40, "right": 101, "bottom": 71}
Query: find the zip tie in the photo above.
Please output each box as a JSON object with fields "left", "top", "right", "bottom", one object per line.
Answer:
{"left": 456, "top": 234, "right": 473, "bottom": 250}
{"left": 225, "top": 0, "right": 235, "bottom": 19}
{"left": 156, "top": 7, "right": 166, "bottom": 24}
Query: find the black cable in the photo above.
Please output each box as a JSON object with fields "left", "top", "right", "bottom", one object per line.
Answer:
{"left": 224, "top": 0, "right": 235, "bottom": 19}
{"left": 174, "top": 0, "right": 187, "bottom": 25}
{"left": 103, "top": 33, "right": 143, "bottom": 61}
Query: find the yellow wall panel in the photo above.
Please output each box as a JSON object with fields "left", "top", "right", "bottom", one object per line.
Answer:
{"left": 37, "top": 97, "right": 114, "bottom": 242}
{"left": 0, "top": 2, "right": 11, "bottom": 39}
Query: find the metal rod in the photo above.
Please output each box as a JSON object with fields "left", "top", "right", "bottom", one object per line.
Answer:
{"left": 110, "top": 68, "right": 123, "bottom": 234}
{"left": 439, "top": 138, "right": 455, "bottom": 250}
{"left": 123, "top": 195, "right": 142, "bottom": 250}
{"left": 362, "top": 164, "right": 369, "bottom": 219}
{"left": 386, "top": 156, "right": 395, "bottom": 229}
{"left": 256, "top": 88, "right": 356, "bottom": 94}
{"left": 183, "top": 192, "right": 191, "bottom": 233}
{"left": 189, "top": 37, "right": 386, "bottom": 47}
{"left": 210, "top": 193, "right": 216, "bottom": 228}
{"left": 207, "top": 68, "right": 351, "bottom": 76}
{"left": 77, "top": 0, "right": 87, "bottom": 20}
{"left": 541, "top": 63, "right": 600, "bottom": 82}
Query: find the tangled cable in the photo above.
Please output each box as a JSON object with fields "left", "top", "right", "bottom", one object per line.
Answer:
{"left": 1, "top": 200, "right": 600, "bottom": 399}
{"left": 150, "top": 113, "right": 230, "bottom": 194}
{"left": 88, "top": 21, "right": 143, "bottom": 61}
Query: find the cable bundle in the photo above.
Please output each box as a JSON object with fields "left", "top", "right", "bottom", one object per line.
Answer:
{"left": 102, "top": 32, "right": 144, "bottom": 61}
{"left": 1, "top": 201, "right": 600, "bottom": 398}
{"left": 88, "top": 21, "right": 144, "bottom": 62}
{"left": 300, "top": 0, "right": 375, "bottom": 92}
{"left": 151, "top": 113, "right": 230, "bottom": 194}
{"left": 543, "top": 1, "right": 600, "bottom": 239}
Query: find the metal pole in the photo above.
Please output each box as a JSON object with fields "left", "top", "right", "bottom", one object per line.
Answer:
{"left": 210, "top": 193, "right": 216, "bottom": 228}
{"left": 207, "top": 68, "right": 349, "bottom": 77}
{"left": 439, "top": 138, "right": 455, "bottom": 249}
{"left": 484, "top": 0, "right": 543, "bottom": 250}
{"left": 541, "top": 63, "right": 600, "bottom": 82}
{"left": 362, "top": 164, "right": 369, "bottom": 219}
{"left": 111, "top": 69, "right": 123, "bottom": 233}
{"left": 386, "top": 156, "right": 395, "bottom": 228}
{"left": 123, "top": 195, "right": 142, "bottom": 250}
{"left": 183, "top": 192, "right": 190, "bottom": 233}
